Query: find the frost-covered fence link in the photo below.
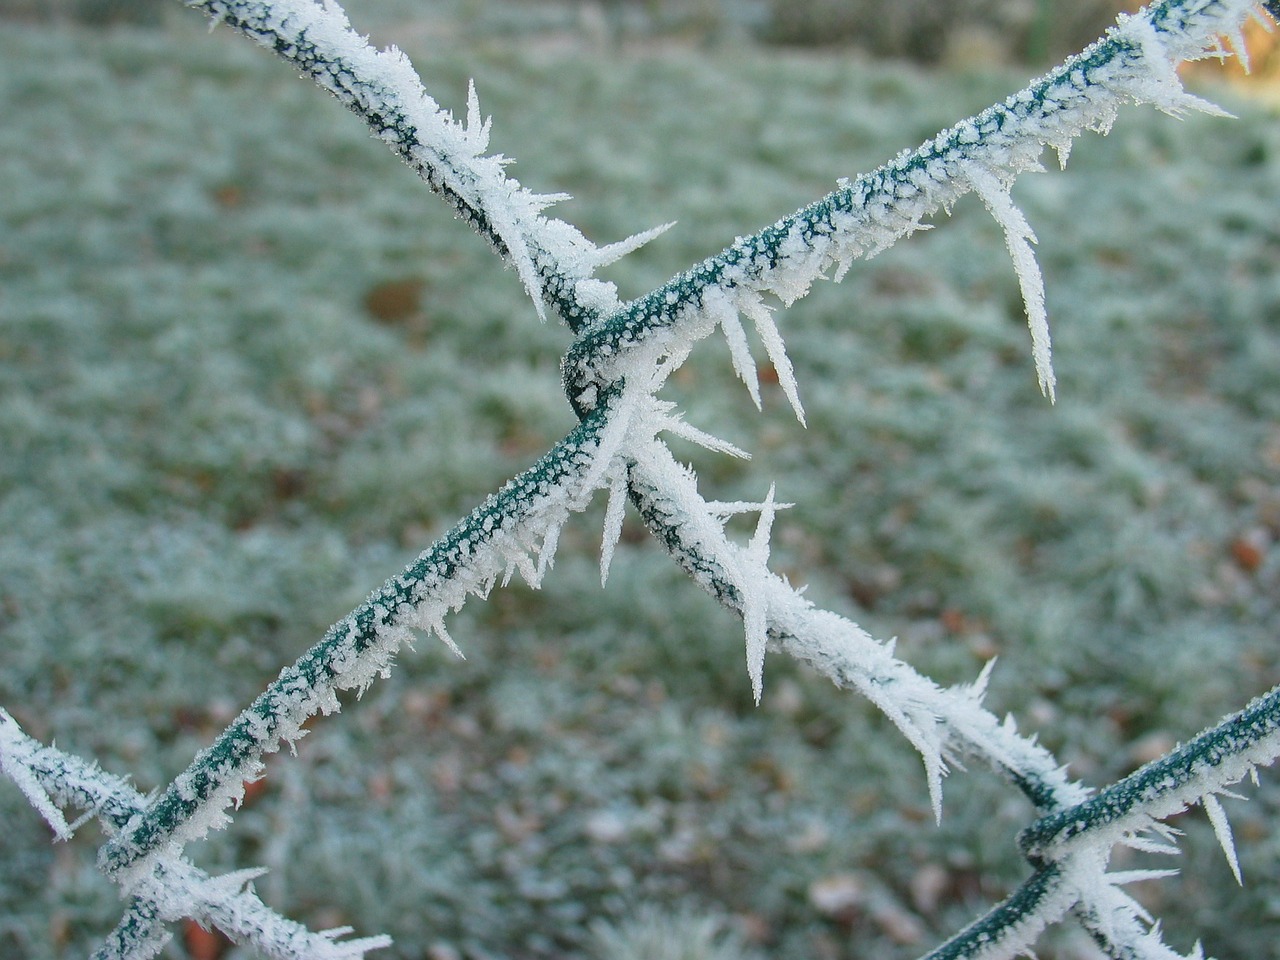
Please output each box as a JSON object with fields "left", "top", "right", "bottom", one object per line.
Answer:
{"left": 3, "top": 0, "right": 1280, "bottom": 957}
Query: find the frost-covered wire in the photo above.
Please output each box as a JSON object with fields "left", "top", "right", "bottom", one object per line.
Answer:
{"left": 100, "top": 392, "right": 629, "bottom": 880}
{"left": 622, "top": 437, "right": 1090, "bottom": 817}
{"left": 185, "top": 0, "right": 669, "bottom": 330}
{"left": 0, "top": 710, "right": 393, "bottom": 959}
{"left": 564, "top": 0, "right": 1258, "bottom": 407}
{"left": 1022, "top": 685, "right": 1280, "bottom": 865}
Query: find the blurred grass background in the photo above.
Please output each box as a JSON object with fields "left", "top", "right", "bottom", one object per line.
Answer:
{"left": 2, "top": 1, "right": 1280, "bottom": 958}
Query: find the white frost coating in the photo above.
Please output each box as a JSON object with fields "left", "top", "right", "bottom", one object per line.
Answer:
{"left": 133, "top": 859, "right": 393, "bottom": 960}
{"left": 591, "top": 221, "right": 677, "bottom": 269}
{"left": 144, "top": 769, "right": 259, "bottom": 870}
{"left": 948, "top": 864, "right": 1078, "bottom": 960}
{"left": 742, "top": 485, "right": 781, "bottom": 704}
{"left": 707, "top": 498, "right": 791, "bottom": 518}
{"left": 581, "top": 0, "right": 1254, "bottom": 413}
{"left": 1201, "top": 792, "right": 1243, "bottom": 884}
{"left": 1044, "top": 710, "right": 1280, "bottom": 865}
{"left": 583, "top": 385, "right": 642, "bottom": 494}
{"left": 464, "top": 79, "right": 490, "bottom": 152}
{"left": 1113, "top": 13, "right": 1236, "bottom": 120}
{"left": 599, "top": 467, "right": 629, "bottom": 585}
{"left": 624, "top": 439, "right": 1090, "bottom": 820}
{"left": 968, "top": 656, "right": 997, "bottom": 704}
{"left": 0, "top": 715, "right": 391, "bottom": 957}
{"left": 1121, "top": 829, "right": 1183, "bottom": 857}
{"left": 0, "top": 710, "right": 72, "bottom": 840}
{"left": 535, "top": 516, "right": 562, "bottom": 580}
{"left": 337, "top": 625, "right": 416, "bottom": 694}
{"left": 740, "top": 292, "right": 805, "bottom": 424}
{"left": 195, "top": 0, "right": 674, "bottom": 325}
{"left": 965, "top": 162, "right": 1055, "bottom": 401}
{"left": 413, "top": 608, "right": 465, "bottom": 659}
{"left": 102, "top": 412, "right": 631, "bottom": 889}
{"left": 1071, "top": 863, "right": 1214, "bottom": 960}
{"left": 651, "top": 404, "right": 751, "bottom": 461}
{"left": 704, "top": 288, "right": 761, "bottom": 409}
{"left": 390, "top": 416, "right": 631, "bottom": 654}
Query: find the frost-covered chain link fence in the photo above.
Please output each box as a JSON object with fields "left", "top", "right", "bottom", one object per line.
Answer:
{"left": 3, "top": 0, "right": 1280, "bottom": 957}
